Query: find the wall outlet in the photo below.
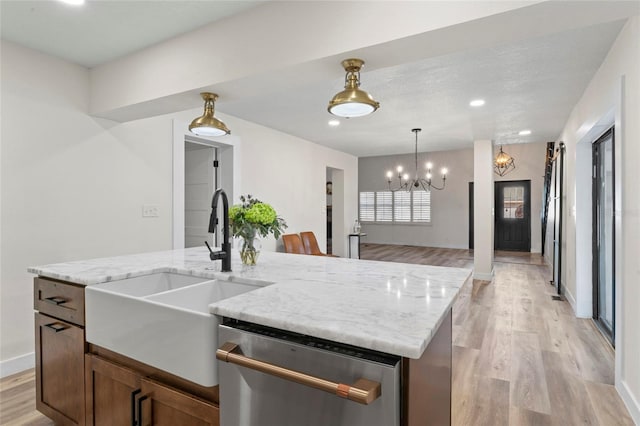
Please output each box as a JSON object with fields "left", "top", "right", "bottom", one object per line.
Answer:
{"left": 142, "top": 204, "right": 159, "bottom": 217}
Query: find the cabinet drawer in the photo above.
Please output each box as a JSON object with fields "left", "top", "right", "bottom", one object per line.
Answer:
{"left": 34, "top": 277, "right": 85, "bottom": 326}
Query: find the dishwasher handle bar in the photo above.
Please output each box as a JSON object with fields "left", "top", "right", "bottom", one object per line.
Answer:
{"left": 216, "top": 342, "right": 382, "bottom": 405}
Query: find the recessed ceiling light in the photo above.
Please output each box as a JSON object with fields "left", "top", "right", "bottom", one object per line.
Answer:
{"left": 469, "top": 99, "right": 485, "bottom": 107}
{"left": 519, "top": 129, "right": 532, "bottom": 136}
{"left": 58, "top": 0, "right": 85, "bottom": 5}
{"left": 328, "top": 119, "right": 340, "bottom": 127}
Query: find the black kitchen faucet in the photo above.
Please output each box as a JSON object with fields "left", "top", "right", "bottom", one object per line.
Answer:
{"left": 205, "top": 188, "right": 232, "bottom": 272}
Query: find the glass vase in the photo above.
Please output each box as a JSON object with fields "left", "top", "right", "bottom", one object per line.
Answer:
{"left": 239, "top": 236, "right": 261, "bottom": 266}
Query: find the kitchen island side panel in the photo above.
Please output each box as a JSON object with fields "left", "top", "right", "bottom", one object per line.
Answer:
{"left": 403, "top": 309, "right": 452, "bottom": 426}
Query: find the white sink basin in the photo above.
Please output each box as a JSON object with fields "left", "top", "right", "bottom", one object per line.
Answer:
{"left": 89, "top": 272, "right": 206, "bottom": 296}
{"left": 85, "top": 272, "right": 263, "bottom": 387}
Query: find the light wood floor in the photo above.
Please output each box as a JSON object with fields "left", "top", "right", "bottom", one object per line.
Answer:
{"left": 1, "top": 244, "right": 634, "bottom": 425}
{"left": 0, "top": 369, "right": 52, "bottom": 425}
{"left": 361, "top": 243, "right": 634, "bottom": 426}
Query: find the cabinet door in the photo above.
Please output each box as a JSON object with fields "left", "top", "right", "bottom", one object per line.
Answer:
{"left": 139, "top": 378, "right": 219, "bottom": 426}
{"left": 85, "top": 354, "right": 141, "bottom": 426}
{"left": 35, "top": 312, "right": 85, "bottom": 426}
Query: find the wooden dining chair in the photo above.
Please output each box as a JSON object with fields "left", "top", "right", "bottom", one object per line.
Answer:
{"left": 282, "top": 233, "right": 306, "bottom": 254}
{"left": 300, "top": 231, "right": 337, "bottom": 257}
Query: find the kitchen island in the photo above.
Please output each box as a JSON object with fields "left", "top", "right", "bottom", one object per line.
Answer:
{"left": 29, "top": 247, "right": 471, "bottom": 425}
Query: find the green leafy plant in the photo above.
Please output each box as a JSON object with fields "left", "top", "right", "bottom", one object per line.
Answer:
{"left": 229, "top": 195, "right": 287, "bottom": 242}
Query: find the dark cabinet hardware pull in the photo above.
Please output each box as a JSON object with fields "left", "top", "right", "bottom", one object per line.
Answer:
{"left": 137, "top": 395, "right": 148, "bottom": 426}
{"left": 44, "top": 296, "right": 67, "bottom": 305}
{"left": 44, "top": 323, "right": 68, "bottom": 333}
{"left": 130, "top": 389, "right": 141, "bottom": 426}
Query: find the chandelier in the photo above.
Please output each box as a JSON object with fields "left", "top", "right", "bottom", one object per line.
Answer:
{"left": 386, "top": 128, "right": 448, "bottom": 192}
{"left": 494, "top": 146, "right": 516, "bottom": 176}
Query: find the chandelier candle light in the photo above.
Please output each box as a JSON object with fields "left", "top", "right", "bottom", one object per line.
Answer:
{"left": 386, "top": 129, "right": 448, "bottom": 192}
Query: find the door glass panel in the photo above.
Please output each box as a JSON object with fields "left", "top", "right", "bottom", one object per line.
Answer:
{"left": 503, "top": 186, "right": 524, "bottom": 219}
{"left": 598, "top": 136, "right": 614, "bottom": 331}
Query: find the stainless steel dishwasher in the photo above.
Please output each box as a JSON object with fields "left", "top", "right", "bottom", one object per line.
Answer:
{"left": 217, "top": 319, "right": 401, "bottom": 426}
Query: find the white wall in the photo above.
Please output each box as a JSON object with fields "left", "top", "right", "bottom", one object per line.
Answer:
{"left": 359, "top": 148, "right": 473, "bottom": 249}
{"left": 0, "top": 41, "right": 358, "bottom": 371}
{"left": 358, "top": 142, "right": 547, "bottom": 251}
{"left": 556, "top": 17, "right": 639, "bottom": 421}
{"left": 0, "top": 41, "right": 174, "bottom": 370}
{"left": 215, "top": 112, "right": 358, "bottom": 257}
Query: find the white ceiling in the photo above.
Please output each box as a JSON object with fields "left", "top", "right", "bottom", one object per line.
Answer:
{"left": 0, "top": 0, "right": 264, "bottom": 68}
{"left": 220, "top": 20, "right": 625, "bottom": 156}
{"left": 0, "top": 1, "right": 629, "bottom": 157}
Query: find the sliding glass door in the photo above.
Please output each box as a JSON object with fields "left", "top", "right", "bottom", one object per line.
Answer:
{"left": 592, "top": 128, "right": 615, "bottom": 345}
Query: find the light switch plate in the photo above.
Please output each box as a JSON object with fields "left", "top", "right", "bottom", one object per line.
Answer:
{"left": 142, "top": 204, "right": 159, "bottom": 217}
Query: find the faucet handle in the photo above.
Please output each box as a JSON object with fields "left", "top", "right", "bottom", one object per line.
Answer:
{"left": 205, "top": 241, "right": 214, "bottom": 255}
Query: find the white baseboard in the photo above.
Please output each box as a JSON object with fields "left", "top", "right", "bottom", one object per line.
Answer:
{"left": 473, "top": 268, "right": 494, "bottom": 281}
{"left": 618, "top": 379, "right": 640, "bottom": 424}
{"left": 564, "top": 285, "right": 577, "bottom": 313}
{"left": 0, "top": 352, "right": 35, "bottom": 378}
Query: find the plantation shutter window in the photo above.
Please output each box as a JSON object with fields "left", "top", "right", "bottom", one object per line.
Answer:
{"left": 412, "top": 190, "right": 431, "bottom": 222}
{"left": 358, "top": 190, "right": 431, "bottom": 224}
{"left": 394, "top": 191, "right": 411, "bottom": 222}
{"left": 359, "top": 191, "right": 375, "bottom": 222}
{"left": 375, "top": 191, "right": 393, "bottom": 222}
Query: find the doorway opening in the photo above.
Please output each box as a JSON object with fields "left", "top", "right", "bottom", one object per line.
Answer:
{"left": 592, "top": 128, "right": 615, "bottom": 345}
{"left": 172, "top": 120, "right": 238, "bottom": 250}
{"left": 326, "top": 167, "right": 345, "bottom": 257}
{"left": 326, "top": 169, "right": 333, "bottom": 254}
{"left": 184, "top": 141, "right": 217, "bottom": 248}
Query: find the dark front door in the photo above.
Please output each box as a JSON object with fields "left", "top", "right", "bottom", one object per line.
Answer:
{"left": 495, "top": 180, "right": 531, "bottom": 251}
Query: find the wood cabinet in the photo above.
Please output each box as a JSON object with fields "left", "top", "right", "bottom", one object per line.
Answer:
{"left": 85, "top": 354, "right": 218, "bottom": 426}
{"left": 85, "top": 354, "right": 141, "bottom": 425}
{"left": 34, "top": 277, "right": 86, "bottom": 426}
{"left": 139, "top": 378, "right": 219, "bottom": 426}
{"left": 35, "top": 276, "right": 219, "bottom": 425}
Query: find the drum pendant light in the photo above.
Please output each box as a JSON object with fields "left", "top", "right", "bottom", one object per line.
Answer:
{"left": 189, "top": 92, "right": 230, "bottom": 137}
{"left": 328, "top": 59, "right": 380, "bottom": 118}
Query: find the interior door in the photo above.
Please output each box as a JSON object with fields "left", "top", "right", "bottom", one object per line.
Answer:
{"left": 184, "top": 142, "right": 216, "bottom": 248}
{"left": 495, "top": 180, "right": 531, "bottom": 251}
{"left": 592, "top": 128, "right": 615, "bottom": 345}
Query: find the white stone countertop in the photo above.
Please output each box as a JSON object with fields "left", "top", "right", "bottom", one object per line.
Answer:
{"left": 29, "top": 247, "right": 471, "bottom": 359}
